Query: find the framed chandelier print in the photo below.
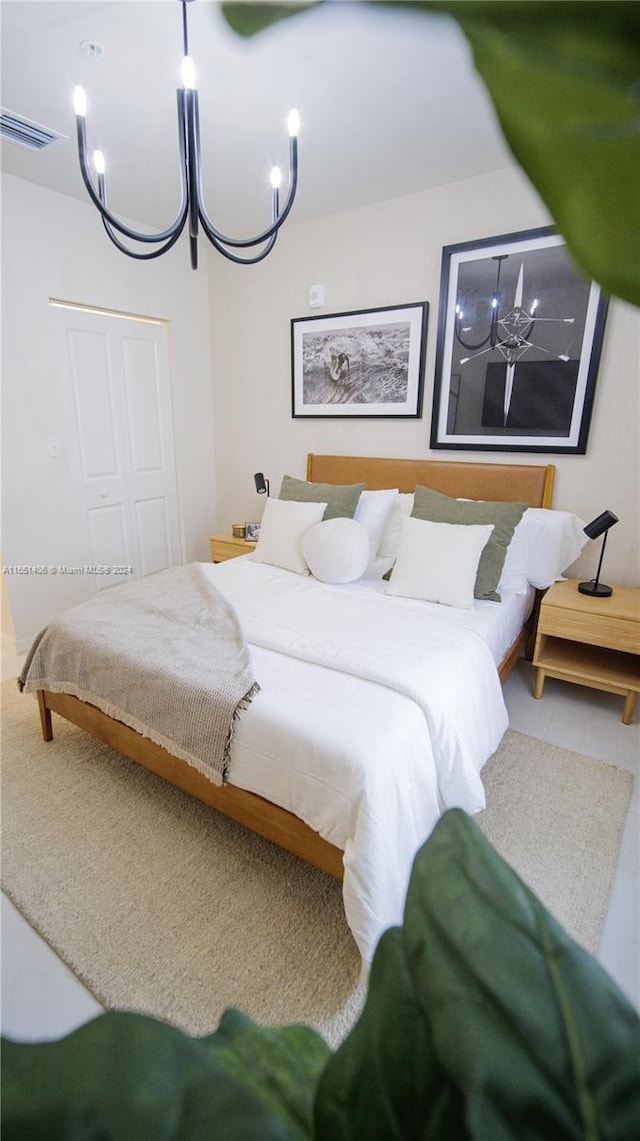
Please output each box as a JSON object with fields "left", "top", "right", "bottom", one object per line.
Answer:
{"left": 430, "top": 226, "right": 609, "bottom": 453}
{"left": 291, "top": 302, "right": 428, "bottom": 418}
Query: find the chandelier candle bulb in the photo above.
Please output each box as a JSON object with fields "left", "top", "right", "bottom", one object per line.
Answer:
{"left": 93, "top": 150, "right": 105, "bottom": 175}
{"left": 73, "top": 85, "right": 87, "bottom": 117}
{"left": 288, "top": 109, "right": 300, "bottom": 137}
{"left": 270, "top": 167, "right": 282, "bottom": 190}
{"left": 181, "top": 55, "right": 195, "bottom": 90}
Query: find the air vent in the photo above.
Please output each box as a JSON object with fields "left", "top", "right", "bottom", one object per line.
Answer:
{"left": 0, "top": 109, "right": 65, "bottom": 151}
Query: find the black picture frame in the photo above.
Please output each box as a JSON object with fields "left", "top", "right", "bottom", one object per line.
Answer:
{"left": 291, "top": 302, "right": 428, "bottom": 418}
{"left": 430, "top": 226, "right": 609, "bottom": 453}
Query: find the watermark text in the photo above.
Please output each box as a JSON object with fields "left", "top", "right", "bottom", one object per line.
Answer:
{"left": 2, "top": 564, "right": 134, "bottom": 577}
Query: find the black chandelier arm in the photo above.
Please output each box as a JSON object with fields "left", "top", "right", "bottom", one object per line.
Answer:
{"left": 200, "top": 222, "right": 279, "bottom": 265}
{"left": 454, "top": 309, "right": 501, "bottom": 353}
{"left": 100, "top": 214, "right": 187, "bottom": 260}
{"left": 182, "top": 88, "right": 200, "bottom": 245}
{"left": 75, "top": 106, "right": 189, "bottom": 245}
{"left": 454, "top": 320, "right": 492, "bottom": 353}
{"left": 190, "top": 90, "right": 299, "bottom": 249}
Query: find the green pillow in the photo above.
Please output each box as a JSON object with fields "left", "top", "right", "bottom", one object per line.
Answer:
{"left": 411, "top": 486, "right": 527, "bottom": 602}
{"left": 278, "top": 475, "right": 365, "bottom": 521}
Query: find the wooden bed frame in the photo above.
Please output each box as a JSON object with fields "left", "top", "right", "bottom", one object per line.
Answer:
{"left": 36, "top": 455, "right": 555, "bottom": 883}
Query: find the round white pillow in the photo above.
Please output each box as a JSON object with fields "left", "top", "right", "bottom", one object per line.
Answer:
{"left": 301, "top": 517, "right": 370, "bottom": 584}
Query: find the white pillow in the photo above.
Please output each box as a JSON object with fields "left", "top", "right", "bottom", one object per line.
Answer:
{"left": 353, "top": 489, "right": 399, "bottom": 556}
{"left": 498, "top": 508, "right": 588, "bottom": 594}
{"left": 386, "top": 516, "right": 494, "bottom": 609}
{"left": 376, "top": 492, "right": 415, "bottom": 565}
{"left": 253, "top": 497, "right": 327, "bottom": 575}
{"left": 302, "top": 518, "right": 370, "bottom": 584}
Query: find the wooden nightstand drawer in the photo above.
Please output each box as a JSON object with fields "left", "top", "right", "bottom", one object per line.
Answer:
{"left": 537, "top": 606, "right": 639, "bottom": 654}
{"left": 209, "top": 534, "right": 256, "bottom": 563}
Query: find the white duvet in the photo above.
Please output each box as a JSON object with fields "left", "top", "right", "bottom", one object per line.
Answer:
{"left": 200, "top": 557, "right": 516, "bottom": 963}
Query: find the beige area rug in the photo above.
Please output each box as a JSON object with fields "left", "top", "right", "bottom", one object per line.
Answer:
{"left": 477, "top": 731, "right": 633, "bottom": 954}
{"left": 1, "top": 680, "right": 633, "bottom": 1047}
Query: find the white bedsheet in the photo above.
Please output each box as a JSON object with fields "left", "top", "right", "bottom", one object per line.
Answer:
{"left": 200, "top": 557, "right": 529, "bottom": 963}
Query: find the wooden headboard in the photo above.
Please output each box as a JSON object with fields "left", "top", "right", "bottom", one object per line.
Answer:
{"left": 306, "top": 454, "right": 555, "bottom": 508}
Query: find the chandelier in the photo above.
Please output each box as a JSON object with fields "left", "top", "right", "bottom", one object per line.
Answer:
{"left": 454, "top": 255, "right": 575, "bottom": 367}
{"left": 72, "top": 0, "right": 300, "bottom": 270}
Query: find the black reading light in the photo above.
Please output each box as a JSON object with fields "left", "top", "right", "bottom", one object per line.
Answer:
{"left": 254, "top": 472, "right": 270, "bottom": 497}
{"left": 578, "top": 510, "right": 619, "bottom": 597}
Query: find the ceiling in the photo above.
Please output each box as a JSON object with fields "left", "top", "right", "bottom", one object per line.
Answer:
{"left": 0, "top": 0, "right": 513, "bottom": 236}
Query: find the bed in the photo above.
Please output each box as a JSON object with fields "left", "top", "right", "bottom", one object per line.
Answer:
{"left": 27, "top": 454, "right": 557, "bottom": 961}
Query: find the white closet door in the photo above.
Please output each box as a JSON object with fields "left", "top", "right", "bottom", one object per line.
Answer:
{"left": 51, "top": 305, "right": 180, "bottom": 594}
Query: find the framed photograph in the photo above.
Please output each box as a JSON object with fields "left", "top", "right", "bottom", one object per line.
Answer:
{"left": 291, "top": 302, "right": 428, "bottom": 418}
{"left": 244, "top": 522, "right": 261, "bottom": 542}
{"left": 430, "top": 226, "right": 609, "bottom": 453}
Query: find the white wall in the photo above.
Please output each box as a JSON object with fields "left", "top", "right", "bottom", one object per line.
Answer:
{"left": 1, "top": 173, "right": 218, "bottom": 650}
{"left": 209, "top": 164, "right": 639, "bottom": 587}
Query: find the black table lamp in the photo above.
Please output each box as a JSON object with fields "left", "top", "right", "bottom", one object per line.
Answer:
{"left": 254, "top": 472, "right": 270, "bottom": 496}
{"left": 578, "top": 509, "right": 619, "bottom": 597}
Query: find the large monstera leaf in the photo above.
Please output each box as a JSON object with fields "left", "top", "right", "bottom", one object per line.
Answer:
{"left": 221, "top": 0, "right": 640, "bottom": 308}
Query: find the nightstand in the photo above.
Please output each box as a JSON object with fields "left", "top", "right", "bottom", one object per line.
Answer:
{"left": 532, "top": 578, "right": 640, "bottom": 724}
{"left": 209, "top": 533, "right": 256, "bottom": 563}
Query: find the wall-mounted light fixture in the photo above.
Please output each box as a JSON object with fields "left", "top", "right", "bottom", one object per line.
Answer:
{"left": 254, "top": 472, "right": 270, "bottom": 497}
{"left": 578, "top": 509, "right": 619, "bottom": 597}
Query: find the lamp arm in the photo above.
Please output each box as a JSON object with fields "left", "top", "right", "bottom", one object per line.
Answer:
{"left": 592, "top": 528, "right": 609, "bottom": 588}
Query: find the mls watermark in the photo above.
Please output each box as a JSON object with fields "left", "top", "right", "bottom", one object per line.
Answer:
{"left": 2, "top": 565, "right": 134, "bottom": 577}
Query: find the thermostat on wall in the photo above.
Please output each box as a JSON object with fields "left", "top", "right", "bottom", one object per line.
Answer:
{"left": 308, "top": 284, "right": 325, "bottom": 309}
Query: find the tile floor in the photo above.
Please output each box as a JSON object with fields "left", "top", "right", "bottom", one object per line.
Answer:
{"left": 1, "top": 649, "right": 638, "bottom": 1043}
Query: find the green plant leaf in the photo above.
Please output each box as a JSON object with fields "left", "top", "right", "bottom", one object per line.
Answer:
{"left": 220, "top": 0, "right": 640, "bottom": 307}
{"left": 409, "top": 1, "right": 640, "bottom": 306}
{"left": 211, "top": 1008, "right": 330, "bottom": 1135}
{"left": 221, "top": 2, "right": 316, "bottom": 36}
{"left": 1, "top": 1008, "right": 329, "bottom": 1140}
{"left": 315, "top": 925, "right": 469, "bottom": 1140}
{"left": 400, "top": 809, "right": 640, "bottom": 1141}
{"left": 313, "top": 809, "right": 640, "bottom": 1139}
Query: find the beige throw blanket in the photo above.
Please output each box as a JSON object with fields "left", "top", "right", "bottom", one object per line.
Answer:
{"left": 18, "top": 563, "right": 259, "bottom": 785}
